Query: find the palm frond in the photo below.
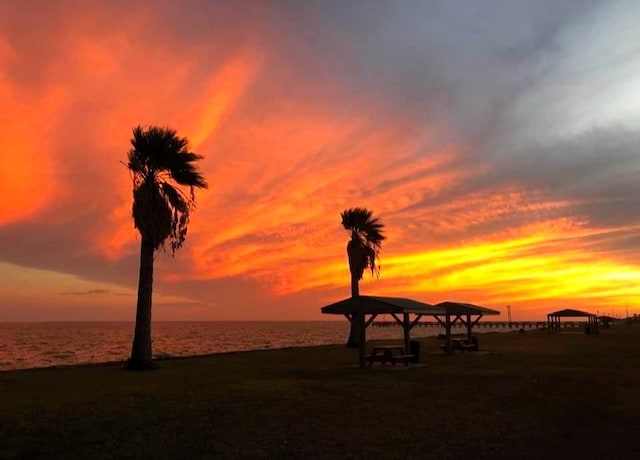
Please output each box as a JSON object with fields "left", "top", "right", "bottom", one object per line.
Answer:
{"left": 171, "top": 167, "right": 208, "bottom": 188}
{"left": 127, "top": 125, "right": 208, "bottom": 255}
{"left": 342, "top": 207, "right": 386, "bottom": 279}
{"left": 132, "top": 179, "right": 172, "bottom": 249}
{"left": 341, "top": 207, "right": 386, "bottom": 246}
{"left": 160, "top": 182, "right": 188, "bottom": 213}
{"left": 341, "top": 207, "right": 372, "bottom": 230}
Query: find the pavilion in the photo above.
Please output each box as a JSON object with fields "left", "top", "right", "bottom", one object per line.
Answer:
{"left": 320, "top": 296, "right": 500, "bottom": 367}
{"left": 430, "top": 301, "right": 501, "bottom": 351}
{"left": 321, "top": 296, "right": 444, "bottom": 367}
{"left": 598, "top": 315, "right": 616, "bottom": 329}
{"left": 547, "top": 308, "right": 599, "bottom": 334}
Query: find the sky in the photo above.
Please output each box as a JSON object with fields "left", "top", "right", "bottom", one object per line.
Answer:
{"left": 1, "top": 0, "right": 640, "bottom": 321}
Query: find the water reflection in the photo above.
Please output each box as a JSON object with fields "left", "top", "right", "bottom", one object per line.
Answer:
{"left": 0, "top": 321, "right": 445, "bottom": 371}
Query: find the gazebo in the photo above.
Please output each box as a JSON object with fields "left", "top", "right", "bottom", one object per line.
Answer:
{"left": 547, "top": 308, "right": 599, "bottom": 334}
{"left": 598, "top": 315, "right": 616, "bottom": 329}
{"left": 320, "top": 296, "right": 446, "bottom": 368}
{"left": 429, "top": 301, "right": 501, "bottom": 352}
{"left": 320, "top": 296, "right": 501, "bottom": 366}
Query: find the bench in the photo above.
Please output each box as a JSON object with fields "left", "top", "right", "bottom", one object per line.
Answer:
{"left": 390, "top": 354, "right": 414, "bottom": 366}
{"left": 437, "top": 334, "right": 465, "bottom": 340}
{"left": 365, "top": 353, "right": 380, "bottom": 365}
{"left": 460, "top": 343, "right": 478, "bottom": 352}
{"left": 440, "top": 338, "right": 479, "bottom": 352}
{"left": 366, "top": 346, "right": 415, "bottom": 366}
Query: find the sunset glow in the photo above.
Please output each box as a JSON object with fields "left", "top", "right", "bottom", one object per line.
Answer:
{"left": 1, "top": 1, "right": 640, "bottom": 321}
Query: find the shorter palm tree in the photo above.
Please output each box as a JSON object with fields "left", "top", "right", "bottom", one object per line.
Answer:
{"left": 341, "top": 207, "right": 386, "bottom": 348}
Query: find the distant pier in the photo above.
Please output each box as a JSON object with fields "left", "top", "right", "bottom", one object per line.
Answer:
{"left": 370, "top": 321, "right": 581, "bottom": 330}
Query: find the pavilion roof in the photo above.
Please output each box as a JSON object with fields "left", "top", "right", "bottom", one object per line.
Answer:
{"left": 547, "top": 308, "right": 597, "bottom": 318}
{"left": 320, "top": 297, "right": 501, "bottom": 317}
{"left": 320, "top": 296, "right": 446, "bottom": 315}
{"left": 434, "top": 301, "right": 501, "bottom": 316}
{"left": 598, "top": 315, "right": 617, "bottom": 321}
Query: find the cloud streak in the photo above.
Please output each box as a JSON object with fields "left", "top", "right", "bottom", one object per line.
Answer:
{"left": 60, "top": 289, "right": 113, "bottom": 296}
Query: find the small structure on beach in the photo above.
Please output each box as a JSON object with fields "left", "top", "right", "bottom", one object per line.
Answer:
{"left": 320, "top": 296, "right": 445, "bottom": 368}
{"left": 320, "top": 296, "right": 501, "bottom": 366}
{"left": 429, "top": 301, "right": 501, "bottom": 352}
{"left": 547, "top": 308, "right": 599, "bottom": 334}
{"left": 598, "top": 315, "right": 616, "bottom": 329}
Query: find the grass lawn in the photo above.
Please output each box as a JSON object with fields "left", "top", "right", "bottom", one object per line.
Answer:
{"left": 1, "top": 326, "right": 639, "bottom": 459}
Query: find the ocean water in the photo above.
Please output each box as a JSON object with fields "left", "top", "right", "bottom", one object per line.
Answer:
{"left": 0, "top": 321, "right": 447, "bottom": 371}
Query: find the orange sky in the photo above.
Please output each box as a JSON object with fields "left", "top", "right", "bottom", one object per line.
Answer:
{"left": 1, "top": 1, "right": 640, "bottom": 321}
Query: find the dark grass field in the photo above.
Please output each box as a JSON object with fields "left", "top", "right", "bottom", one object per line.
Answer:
{"left": 1, "top": 326, "right": 639, "bottom": 459}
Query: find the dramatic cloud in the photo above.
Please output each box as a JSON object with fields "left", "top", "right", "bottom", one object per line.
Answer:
{"left": 1, "top": 0, "right": 639, "bottom": 321}
{"left": 60, "top": 289, "right": 112, "bottom": 296}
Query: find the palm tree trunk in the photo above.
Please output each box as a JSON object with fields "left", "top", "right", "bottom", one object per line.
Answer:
{"left": 350, "top": 271, "right": 360, "bottom": 298}
{"left": 346, "top": 272, "right": 362, "bottom": 348}
{"left": 128, "top": 236, "right": 155, "bottom": 370}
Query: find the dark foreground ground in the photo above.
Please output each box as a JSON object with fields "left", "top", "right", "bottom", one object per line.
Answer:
{"left": 1, "top": 326, "right": 639, "bottom": 459}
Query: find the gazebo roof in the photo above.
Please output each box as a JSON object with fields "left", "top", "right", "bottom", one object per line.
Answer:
{"left": 320, "top": 296, "right": 445, "bottom": 315}
{"left": 548, "top": 308, "right": 597, "bottom": 318}
{"left": 598, "top": 315, "right": 616, "bottom": 321}
{"left": 434, "top": 301, "right": 501, "bottom": 316}
{"left": 320, "top": 297, "right": 500, "bottom": 317}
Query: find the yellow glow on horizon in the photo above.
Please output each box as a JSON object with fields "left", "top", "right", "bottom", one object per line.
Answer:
{"left": 265, "top": 220, "right": 640, "bottom": 318}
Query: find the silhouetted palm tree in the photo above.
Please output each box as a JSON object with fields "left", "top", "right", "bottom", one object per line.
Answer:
{"left": 341, "top": 207, "right": 386, "bottom": 348}
{"left": 127, "top": 125, "right": 208, "bottom": 370}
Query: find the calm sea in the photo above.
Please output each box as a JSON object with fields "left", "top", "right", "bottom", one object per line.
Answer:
{"left": 0, "top": 321, "right": 448, "bottom": 371}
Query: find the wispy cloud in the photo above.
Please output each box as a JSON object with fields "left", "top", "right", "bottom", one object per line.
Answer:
{"left": 60, "top": 289, "right": 112, "bottom": 296}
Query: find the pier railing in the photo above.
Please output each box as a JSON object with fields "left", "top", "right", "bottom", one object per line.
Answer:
{"left": 370, "top": 321, "right": 586, "bottom": 330}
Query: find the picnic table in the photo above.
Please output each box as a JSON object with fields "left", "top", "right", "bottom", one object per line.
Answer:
{"left": 439, "top": 337, "right": 478, "bottom": 353}
{"left": 366, "top": 346, "right": 415, "bottom": 366}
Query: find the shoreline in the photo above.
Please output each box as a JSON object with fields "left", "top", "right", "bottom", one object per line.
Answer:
{"left": 1, "top": 320, "right": 595, "bottom": 373}
{"left": 0, "top": 342, "right": 340, "bottom": 374}
{"left": 0, "top": 328, "right": 522, "bottom": 374}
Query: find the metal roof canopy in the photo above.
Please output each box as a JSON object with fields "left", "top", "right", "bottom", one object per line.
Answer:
{"left": 547, "top": 308, "right": 599, "bottom": 334}
{"left": 321, "top": 295, "right": 444, "bottom": 315}
{"left": 434, "top": 301, "right": 501, "bottom": 316}
{"left": 548, "top": 308, "right": 597, "bottom": 317}
{"left": 320, "top": 297, "right": 500, "bottom": 366}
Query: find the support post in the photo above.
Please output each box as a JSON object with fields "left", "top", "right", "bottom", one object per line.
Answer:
{"left": 364, "top": 313, "right": 378, "bottom": 329}
{"left": 403, "top": 312, "right": 410, "bottom": 353}
{"left": 445, "top": 313, "right": 452, "bottom": 352}
{"left": 358, "top": 313, "right": 366, "bottom": 369}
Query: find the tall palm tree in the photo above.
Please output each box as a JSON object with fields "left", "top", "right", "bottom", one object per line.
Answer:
{"left": 126, "top": 125, "right": 208, "bottom": 370}
{"left": 341, "top": 207, "right": 386, "bottom": 348}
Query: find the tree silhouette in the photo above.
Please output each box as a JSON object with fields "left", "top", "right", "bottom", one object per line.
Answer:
{"left": 340, "top": 207, "right": 386, "bottom": 348}
{"left": 126, "top": 125, "right": 208, "bottom": 370}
